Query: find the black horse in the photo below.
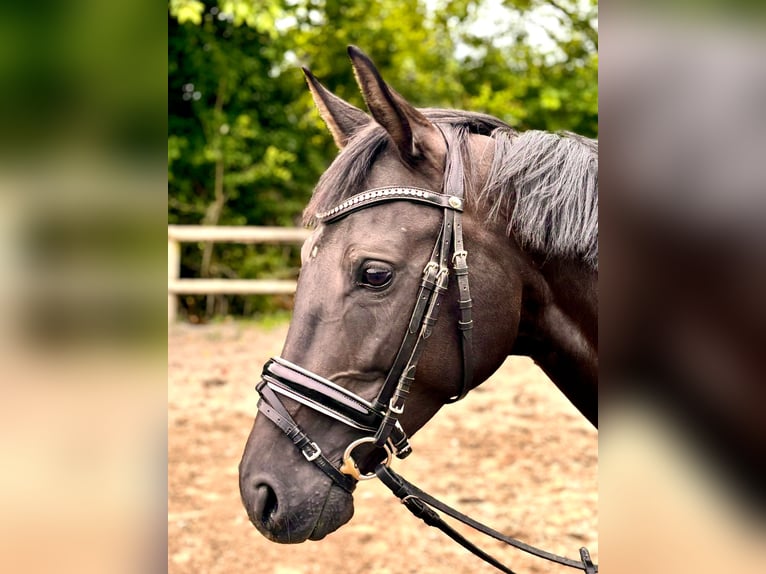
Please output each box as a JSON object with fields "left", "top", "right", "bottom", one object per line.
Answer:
{"left": 240, "top": 47, "right": 597, "bottom": 546}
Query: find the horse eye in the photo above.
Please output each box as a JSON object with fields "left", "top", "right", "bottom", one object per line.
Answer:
{"left": 361, "top": 265, "right": 393, "bottom": 289}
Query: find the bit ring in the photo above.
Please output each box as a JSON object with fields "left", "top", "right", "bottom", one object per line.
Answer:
{"left": 340, "top": 437, "right": 393, "bottom": 481}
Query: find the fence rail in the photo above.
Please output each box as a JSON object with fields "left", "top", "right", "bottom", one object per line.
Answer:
{"left": 168, "top": 225, "right": 311, "bottom": 322}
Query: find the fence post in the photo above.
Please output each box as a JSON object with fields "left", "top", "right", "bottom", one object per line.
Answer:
{"left": 168, "top": 237, "right": 180, "bottom": 323}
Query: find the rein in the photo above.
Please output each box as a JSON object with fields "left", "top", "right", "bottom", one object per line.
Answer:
{"left": 375, "top": 465, "right": 597, "bottom": 574}
{"left": 255, "top": 142, "right": 597, "bottom": 572}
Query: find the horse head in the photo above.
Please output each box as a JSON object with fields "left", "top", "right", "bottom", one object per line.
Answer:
{"left": 239, "top": 46, "right": 598, "bottom": 544}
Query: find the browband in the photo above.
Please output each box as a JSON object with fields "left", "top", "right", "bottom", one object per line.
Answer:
{"left": 316, "top": 186, "right": 464, "bottom": 223}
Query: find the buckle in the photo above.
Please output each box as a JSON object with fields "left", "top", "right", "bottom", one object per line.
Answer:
{"left": 302, "top": 442, "right": 321, "bottom": 462}
{"left": 435, "top": 268, "right": 449, "bottom": 290}
{"left": 389, "top": 397, "right": 405, "bottom": 415}
{"left": 452, "top": 250, "right": 468, "bottom": 264}
{"left": 579, "top": 547, "right": 597, "bottom": 574}
{"left": 422, "top": 261, "right": 439, "bottom": 278}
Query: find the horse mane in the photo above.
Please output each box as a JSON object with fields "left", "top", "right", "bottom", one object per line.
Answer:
{"left": 304, "top": 109, "right": 598, "bottom": 270}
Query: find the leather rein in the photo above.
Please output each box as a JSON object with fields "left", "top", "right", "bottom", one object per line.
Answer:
{"left": 255, "top": 152, "right": 597, "bottom": 573}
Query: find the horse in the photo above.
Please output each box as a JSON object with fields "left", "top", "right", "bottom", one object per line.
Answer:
{"left": 239, "top": 46, "right": 597, "bottom": 547}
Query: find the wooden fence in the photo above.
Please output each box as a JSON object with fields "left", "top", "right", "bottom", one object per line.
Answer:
{"left": 168, "top": 225, "right": 311, "bottom": 322}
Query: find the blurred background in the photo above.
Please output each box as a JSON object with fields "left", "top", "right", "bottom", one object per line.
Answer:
{"left": 599, "top": 4, "right": 766, "bottom": 573}
{"left": 0, "top": 2, "right": 166, "bottom": 573}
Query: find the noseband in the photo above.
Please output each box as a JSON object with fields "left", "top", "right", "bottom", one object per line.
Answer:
{"left": 256, "top": 182, "right": 474, "bottom": 488}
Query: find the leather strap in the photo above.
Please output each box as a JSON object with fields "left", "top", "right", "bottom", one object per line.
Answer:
{"left": 446, "top": 210, "right": 473, "bottom": 402}
{"left": 369, "top": 127, "right": 475, "bottom": 446}
{"left": 397, "top": 494, "right": 518, "bottom": 574}
{"left": 259, "top": 358, "right": 412, "bottom": 459}
{"left": 439, "top": 124, "right": 473, "bottom": 402}
{"left": 580, "top": 547, "right": 597, "bottom": 574}
{"left": 373, "top": 209, "right": 454, "bottom": 450}
{"left": 256, "top": 382, "right": 356, "bottom": 493}
{"left": 263, "top": 358, "right": 383, "bottom": 431}
{"left": 376, "top": 465, "right": 597, "bottom": 573}
{"left": 372, "top": 234, "right": 443, "bottom": 419}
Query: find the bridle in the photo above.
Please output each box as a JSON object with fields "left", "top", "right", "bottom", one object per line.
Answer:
{"left": 256, "top": 182, "right": 474, "bottom": 490}
{"left": 254, "top": 138, "right": 597, "bottom": 573}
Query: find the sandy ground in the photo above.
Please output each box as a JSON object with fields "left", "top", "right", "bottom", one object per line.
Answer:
{"left": 168, "top": 321, "right": 597, "bottom": 574}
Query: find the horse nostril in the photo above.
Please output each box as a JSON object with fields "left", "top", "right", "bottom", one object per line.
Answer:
{"left": 254, "top": 483, "right": 279, "bottom": 524}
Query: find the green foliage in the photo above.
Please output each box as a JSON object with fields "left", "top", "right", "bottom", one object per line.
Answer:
{"left": 170, "top": 0, "right": 206, "bottom": 25}
{"left": 168, "top": 0, "right": 598, "bottom": 321}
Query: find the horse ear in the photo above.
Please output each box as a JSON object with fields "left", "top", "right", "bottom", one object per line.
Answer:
{"left": 347, "top": 45, "right": 442, "bottom": 165}
{"left": 302, "top": 67, "right": 370, "bottom": 149}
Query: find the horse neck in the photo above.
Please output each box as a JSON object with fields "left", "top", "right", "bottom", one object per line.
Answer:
{"left": 462, "top": 132, "right": 598, "bottom": 426}
{"left": 514, "top": 254, "right": 598, "bottom": 427}
{"left": 536, "top": 257, "right": 597, "bottom": 347}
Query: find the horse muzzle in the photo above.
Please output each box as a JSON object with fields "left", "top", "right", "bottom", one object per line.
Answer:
{"left": 240, "top": 467, "right": 355, "bottom": 543}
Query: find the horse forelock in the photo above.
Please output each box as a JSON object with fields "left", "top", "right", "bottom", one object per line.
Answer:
{"left": 303, "top": 123, "right": 389, "bottom": 227}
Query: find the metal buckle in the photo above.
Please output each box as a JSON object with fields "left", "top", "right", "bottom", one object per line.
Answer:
{"left": 435, "top": 267, "right": 450, "bottom": 290}
{"left": 452, "top": 250, "right": 468, "bottom": 264}
{"left": 422, "top": 261, "right": 439, "bottom": 278}
{"left": 302, "top": 442, "right": 321, "bottom": 462}
{"left": 388, "top": 397, "right": 405, "bottom": 415}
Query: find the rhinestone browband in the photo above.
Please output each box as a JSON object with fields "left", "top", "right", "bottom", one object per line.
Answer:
{"left": 316, "top": 186, "right": 464, "bottom": 223}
